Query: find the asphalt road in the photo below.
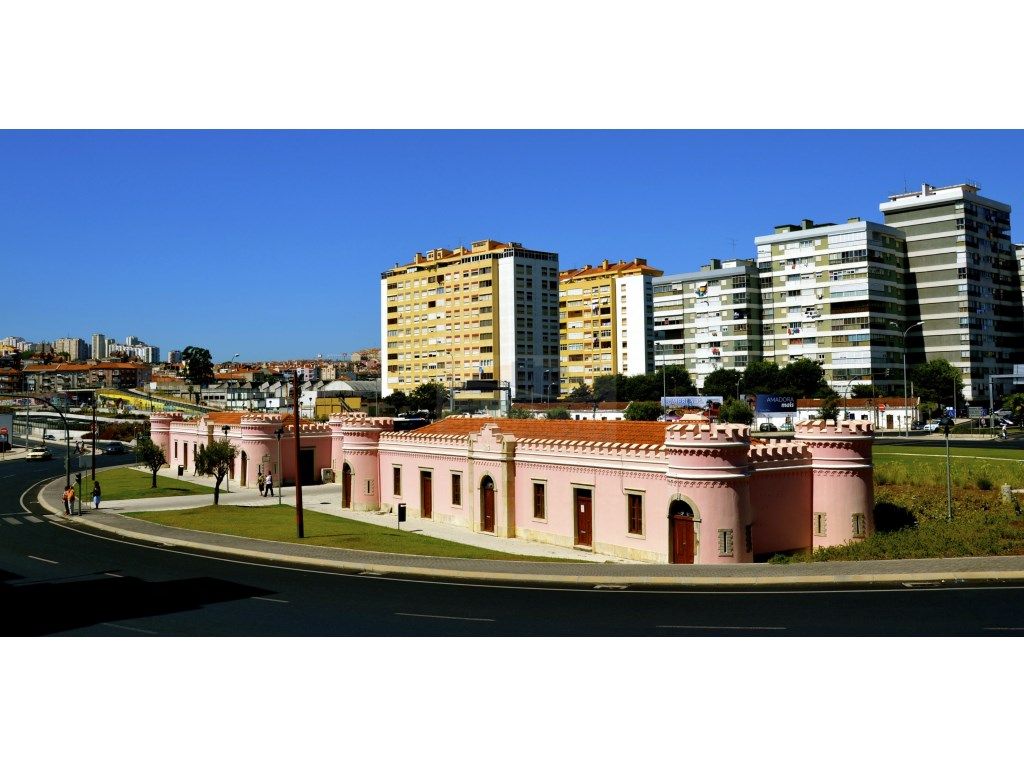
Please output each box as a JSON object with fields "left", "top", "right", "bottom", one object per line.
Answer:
{"left": 3, "top": 444, "right": 1024, "bottom": 636}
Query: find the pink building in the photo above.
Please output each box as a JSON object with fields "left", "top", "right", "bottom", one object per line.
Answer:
{"left": 149, "top": 413, "right": 874, "bottom": 564}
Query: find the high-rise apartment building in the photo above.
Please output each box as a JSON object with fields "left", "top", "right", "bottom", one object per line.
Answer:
{"left": 653, "top": 259, "right": 763, "bottom": 390}
{"left": 754, "top": 218, "right": 909, "bottom": 395}
{"left": 380, "top": 239, "right": 560, "bottom": 401}
{"left": 880, "top": 183, "right": 1023, "bottom": 400}
{"left": 54, "top": 337, "right": 88, "bottom": 361}
{"left": 91, "top": 333, "right": 107, "bottom": 359}
{"left": 558, "top": 258, "right": 661, "bottom": 395}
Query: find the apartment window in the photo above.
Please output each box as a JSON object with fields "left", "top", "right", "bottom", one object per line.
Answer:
{"left": 627, "top": 493, "right": 643, "bottom": 535}
{"left": 533, "top": 482, "right": 546, "bottom": 519}
{"left": 852, "top": 513, "right": 866, "bottom": 537}
{"left": 815, "top": 513, "right": 826, "bottom": 536}
{"left": 451, "top": 474, "right": 462, "bottom": 506}
{"left": 393, "top": 466, "right": 402, "bottom": 496}
{"left": 718, "top": 529, "right": 734, "bottom": 556}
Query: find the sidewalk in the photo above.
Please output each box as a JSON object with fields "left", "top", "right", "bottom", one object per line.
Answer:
{"left": 32, "top": 466, "right": 1024, "bottom": 587}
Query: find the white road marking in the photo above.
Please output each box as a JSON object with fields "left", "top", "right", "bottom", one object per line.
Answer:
{"left": 396, "top": 612, "right": 495, "bottom": 622}
{"left": 28, "top": 555, "right": 58, "bottom": 564}
{"left": 593, "top": 584, "right": 627, "bottom": 590}
{"left": 657, "top": 625, "right": 787, "bottom": 630}
{"left": 986, "top": 627, "right": 1024, "bottom": 631}
{"left": 252, "top": 596, "right": 289, "bottom": 603}
{"left": 3, "top": 517, "right": 23, "bottom": 525}
{"left": 25, "top": 516, "right": 42, "bottom": 523}
{"left": 104, "top": 572, "right": 124, "bottom": 578}
{"left": 102, "top": 622, "right": 158, "bottom": 635}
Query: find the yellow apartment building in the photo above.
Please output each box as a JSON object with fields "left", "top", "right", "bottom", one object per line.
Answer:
{"left": 558, "top": 258, "right": 662, "bottom": 396}
{"left": 380, "top": 239, "right": 560, "bottom": 405}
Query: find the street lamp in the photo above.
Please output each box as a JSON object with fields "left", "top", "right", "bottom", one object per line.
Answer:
{"left": 274, "top": 427, "right": 284, "bottom": 507}
{"left": 221, "top": 424, "right": 230, "bottom": 492}
{"left": 894, "top": 321, "right": 925, "bottom": 437}
{"left": 544, "top": 369, "right": 552, "bottom": 403}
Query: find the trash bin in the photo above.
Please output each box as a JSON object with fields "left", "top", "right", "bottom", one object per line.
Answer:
{"left": 177, "top": 465, "right": 184, "bottom": 477}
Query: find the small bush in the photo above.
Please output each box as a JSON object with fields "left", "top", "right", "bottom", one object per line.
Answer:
{"left": 976, "top": 477, "right": 993, "bottom": 491}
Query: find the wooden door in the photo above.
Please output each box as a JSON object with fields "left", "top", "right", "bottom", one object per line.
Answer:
{"left": 299, "top": 448, "right": 316, "bottom": 485}
{"left": 342, "top": 463, "right": 352, "bottom": 508}
{"left": 481, "top": 476, "right": 495, "bottom": 532}
{"left": 574, "top": 489, "right": 593, "bottom": 547}
{"left": 420, "top": 471, "right": 432, "bottom": 519}
{"left": 669, "top": 500, "right": 695, "bottom": 564}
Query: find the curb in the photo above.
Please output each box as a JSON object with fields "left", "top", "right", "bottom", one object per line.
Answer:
{"left": 32, "top": 474, "right": 1024, "bottom": 588}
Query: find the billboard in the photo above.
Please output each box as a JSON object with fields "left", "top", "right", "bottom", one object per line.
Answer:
{"left": 661, "top": 396, "right": 723, "bottom": 409}
{"left": 755, "top": 394, "right": 796, "bottom": 413}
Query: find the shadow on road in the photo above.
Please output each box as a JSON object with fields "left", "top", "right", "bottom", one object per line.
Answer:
{"left": 1, "top": 572, "right": 274, "bottom": 635}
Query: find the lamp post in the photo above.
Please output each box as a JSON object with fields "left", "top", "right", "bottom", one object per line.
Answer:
{"left": 221, "top": 424, "right": 230, "bottom": 492}
{"left": 895, "top": 321, "right": 925, "bottom": 437}
{"left": 292, "top": 369, "right": 304, "bottom": 538}
{"left": 544, "top": 369, "right": 552, "bottom": 404}
{"left": 274, "top": 427, "right": 284, "bottom": 507}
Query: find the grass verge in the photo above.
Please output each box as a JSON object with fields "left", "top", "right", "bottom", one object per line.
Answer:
{"left": 874, "top": 444, "right": 1024, "bottom": 490}
{"left": 127, "top": 505, "right": 574, "bottom": 562}
{"left": 92, "top": 467, "right": 215, "bottom": 501}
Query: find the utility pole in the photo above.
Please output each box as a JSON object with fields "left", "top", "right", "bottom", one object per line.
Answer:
{"left": 293, "top": 369, "right": 304, "bottom": 538}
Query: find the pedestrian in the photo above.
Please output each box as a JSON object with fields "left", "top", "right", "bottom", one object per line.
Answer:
{"left": 257, "top": 469, "right": 265, "bottom": 496}
{"left": 1001, "top": 425, "right": 1008, "bottom": 440}
{"left": 264, "top": 470, "right": 274, "bottom": 497}
{"left": 67, "top": 484, "right": 77, "bottom": 516}
{"left": 92, "top": 480, "right": 101, "bottom": 510}
{"left": 62, "top": 485, "right": 72, "bottom": 515}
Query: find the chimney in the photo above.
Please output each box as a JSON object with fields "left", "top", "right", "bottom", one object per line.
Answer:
{"left": 801, "top": 219, "right": 814, "bottom": 230}
{"left": 601, "top": 259, "right": 609, "bottom": 269}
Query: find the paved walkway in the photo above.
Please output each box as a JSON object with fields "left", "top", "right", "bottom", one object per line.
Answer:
{"left": 31, "top": 465, "right": 1024, "bottom": 587}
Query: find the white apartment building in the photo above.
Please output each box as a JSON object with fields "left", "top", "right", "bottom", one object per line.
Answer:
{"left": 755, "top": 218, "right": 908, "bottom": 396}
{"left": 653, "top": 259, "right": 762, "bottom": 390}
{"left": 880, "top": 183, "right": 1022, "bottom": 401}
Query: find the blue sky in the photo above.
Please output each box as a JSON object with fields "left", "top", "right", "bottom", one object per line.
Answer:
{"left": 3, "top": 129, "right": 1022, "bottom": 362}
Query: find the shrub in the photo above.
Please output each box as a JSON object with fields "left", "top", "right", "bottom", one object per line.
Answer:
{"left": 977, "top": 477, "right": 993, "bottom": 491}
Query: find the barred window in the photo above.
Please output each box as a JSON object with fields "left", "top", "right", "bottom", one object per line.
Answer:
{"left": 452, "top": 474, "right": 462, "bottom": 506}
{"left": 393, "top": 466, "right": 402, "bottom": 496}
{"left": 718, "top": 529, "right": 734, "bottom": 556}
{"left": 815, "top": 513, "right": 827, "bottom": 536}
{"left": 852, "top": 513, "right": 866, "bottom": 537}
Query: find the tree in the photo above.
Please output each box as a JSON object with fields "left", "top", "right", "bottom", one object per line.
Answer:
{"left": 703, "top": 368, "right": 743, "bottom": 399}
{"left": 195, "top": 440, "right": 237, "bottom": 506}
{"left": 740, "top": 360, "right": 781, "bottom": 394}
{"left": 181, "top": 346, "right": 215, "bottom": 404}
{"left": 911, "top": 359, "right": 963, "bottom": 408}
{"left": 1001, "top": 392, "right": 1024, "bottom": 425}
{"left": 850, "top": 384, "right": 875, "bottom": 399}
{"left": 593, "top": 374, "right": 626, "bottom": 402}
{"left": 134, "top": 435, "right": 167, "bottom": 488}
{"left": 546, "top": 407, "right": 571, "bottom": 420}
{"left": 623, "top": 401, "right": 663, "bottom": 421}
{"left": 566, "top": 383, "right": 594, "bottom": 403}
{"left": 506, "top": 407, "right": 534, "bottom": 419}
{"left": 778, "top": 358, "right": 830, "bottom": 398}
{"left": 408, "top": 381, "right": 449, "bottom": 417}
{"left": 718, "top": 398, "right": 754, "bottom": 425}
{"left": 382, "top": 390, "right": 409, "bottom": 415}
{"left": 817, "top": 393, "right": 841, "bottom": 423}
{"left": 659, "top": 366, "right": 698, "bottom": 398}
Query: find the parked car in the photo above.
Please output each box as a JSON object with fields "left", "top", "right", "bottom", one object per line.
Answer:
{"left": 104, "top": 441, "right": 127, "bottom": 455}
{"left": 910, "top": 420, "right": 923, "bottom": 430}
{"left": 758, "top": 423, "right": 779, "bottom": 432}
{"left": 923, "top": 417, "right": 954, "bottom": 433}
{"left": 43, "top": 433, "right": 56, "bottom": 440}
{"left": 26, "top": 447, "right": 53, "bottom": 461}
{"left": 778, "top": 422, "right": 794, "bottom": 431}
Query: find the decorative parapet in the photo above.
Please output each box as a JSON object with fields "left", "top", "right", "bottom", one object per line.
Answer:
{"left": 664, "top": 422, "right": 751, "bottom": 444}
{"left": 379, "top": 431, "right": 472, "bottom": 448}
{"left": 515, "top": 437, "right": 666, "bottom": 461}
{"left": 747, "top": 440, "right": 812, "bottom": 468}
{"left": 794, "top": 420, "right": 874, "bottom": 439}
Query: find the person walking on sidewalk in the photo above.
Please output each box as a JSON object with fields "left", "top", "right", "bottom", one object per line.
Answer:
{"left": 257, "top": 469, "right": 265, "bottom": 496}
{"left": 92, "top": 480, "right": 102, "bottom": 510}
{"left": 67, "top": 484, "right": 77, "bottom": 516}
{"left": 264, "top": 471, "right": 274, "bottom": 497}
{"left": 62, "top": 485, "right": 73, "bottom": 516}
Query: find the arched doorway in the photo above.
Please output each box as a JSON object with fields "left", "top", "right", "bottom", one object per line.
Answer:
{"left": 669, "top": 499, "right": 696, "bottom": 564}
{"left": 240, "top": 451, "right": 247, "bottom": 487}
{"left": 480, "top": 476, "right": 495, "bottom": 532}
{"left": 342, "top": 463, "right": 352, "bottom": 508}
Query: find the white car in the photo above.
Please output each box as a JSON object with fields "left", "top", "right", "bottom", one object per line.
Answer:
{"left": 26, "top": 447, "right": 53, "bottom": 461}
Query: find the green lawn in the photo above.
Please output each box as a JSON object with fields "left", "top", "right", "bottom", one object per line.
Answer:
{"left": 92, "top": 467, "right": 215, "bottom": 501}
{"left": 874, "top": 444, "right": 1024, "bottom": 490}
{"left": 127, "top": 505, "right": 574, "bottom": 562}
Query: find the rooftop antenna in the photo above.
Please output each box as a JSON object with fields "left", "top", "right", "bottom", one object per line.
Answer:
{"left": 727, "top": 238, "right": 737, "bottom": 258}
